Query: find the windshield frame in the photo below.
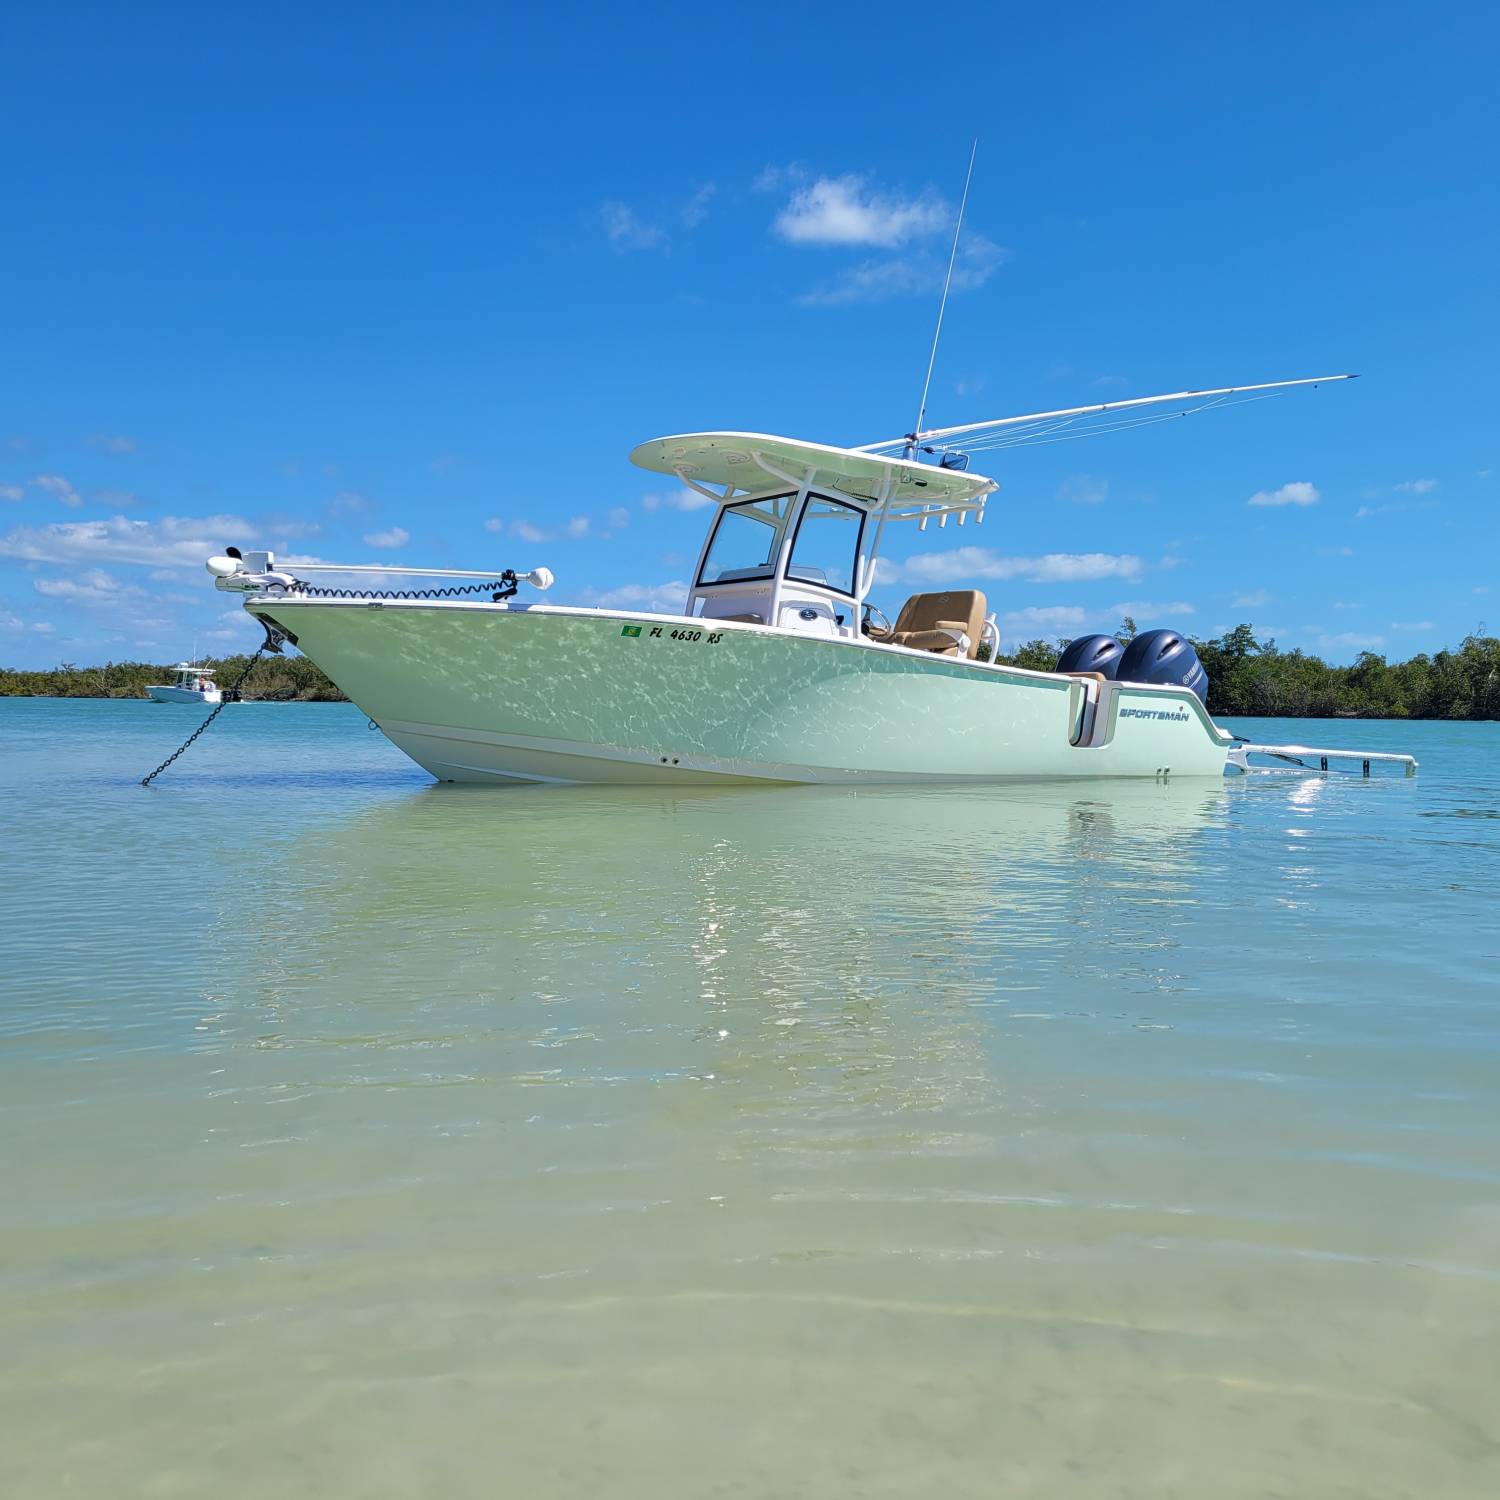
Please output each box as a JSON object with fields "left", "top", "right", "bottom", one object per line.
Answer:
{"left": 783, "top": 492, "right": 868, "bottom": 600}
{"left": 694, "top": 492, "right": 798, "bottom": 589}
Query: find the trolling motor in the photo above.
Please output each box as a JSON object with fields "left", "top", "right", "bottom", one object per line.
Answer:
{"left": 208, "top": 547, "right": 297, "bottom": 592}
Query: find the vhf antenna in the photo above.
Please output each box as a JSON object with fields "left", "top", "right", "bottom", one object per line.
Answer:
{"left": 905, "top": 139, "right": 978, "bottom": 461}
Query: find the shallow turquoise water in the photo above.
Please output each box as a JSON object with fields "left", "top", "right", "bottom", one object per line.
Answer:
{"left": 2, "top": 699, "right": 1498, "bottom": 1497}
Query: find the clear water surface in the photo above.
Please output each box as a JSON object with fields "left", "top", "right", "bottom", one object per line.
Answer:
{"left": 1, "top": 699, "right": 1497, "bottom": 1498}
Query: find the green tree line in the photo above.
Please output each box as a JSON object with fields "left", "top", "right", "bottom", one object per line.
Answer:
{"left": 0, "top": 652, "right": 345, "bottom": 701}
{"left": 996, "top": 624, "right": 1500, "bottom": 719}
{"left": 7, "top": 627, "right": 1500, "bottom": 718}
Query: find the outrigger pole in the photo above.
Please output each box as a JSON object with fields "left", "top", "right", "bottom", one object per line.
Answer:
{"left": 863, "top": 374, "right": 1359, "bottom": 456}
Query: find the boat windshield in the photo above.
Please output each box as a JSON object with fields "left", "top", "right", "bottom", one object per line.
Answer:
{"left": 787, "top": 496, "right": 864, "bottom": 596}
{"left": 698, "top": 494, "right": 794, "bottom": 586}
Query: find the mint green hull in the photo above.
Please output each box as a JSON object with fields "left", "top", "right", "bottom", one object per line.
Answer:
{"left": 254, "top": 600, "right": 1232, "bottom": 784}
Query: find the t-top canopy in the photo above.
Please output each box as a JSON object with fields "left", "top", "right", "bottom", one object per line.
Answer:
{"left": 629, "top": 432, "right": 996, "bottom": 512}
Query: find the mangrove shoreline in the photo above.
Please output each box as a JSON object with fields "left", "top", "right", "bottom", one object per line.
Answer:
{"left": 4, "top": 626, "right": 1499, "bottom": 719}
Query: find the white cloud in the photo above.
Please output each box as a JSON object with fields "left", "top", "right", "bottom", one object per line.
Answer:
{"left": 488, "top": 515, "right": 610, "bottom": 544}
{"left": 259, "top": 515, "right": 322, "bottom": 539}
{"left": 1110, "top": 600, "right": 1194, "bottom": 618}
{"left": 797, "top": 259, "right": 930, "bottom": 306}
{"left": 1317, "top": 631, "right": 1386, "bottom": 651}
{"left": 1332, "top": 600, "right": 1363, "bottom": 610}
{"left": 891, "top": 547, "right": 1143, "bottom": 586}
{"left": 763, "top": 167, "right": 1005, "bottom": 307}
{"left": 486, "top": 516, "right": 579, "bottom": 546}
{"left": 753, "top": 164, "right": 801, "bottom": 194}
{"left": 1057, "top": 474, "right": 1109, "bottom": 506}
{"left": 994, "top": 602, "right": 1194, "bottom": 647}
{"left": 0, "top": 513, "right": 256, "bottom": 569}
{"left": 773, "top": 174, "right": 948, "bottom": 247}
{"left": 606, "top": 506, "right": 630, "bottom": 529}
{"left": 602, "top": 200, "right": 667, "bottom": 254}
{"left": 33, "top": 568, "right": 142, "bottom": 603}
{"left": 1247, "top": 480, "right": 1319, "bottom": 508}
{"left": 327, "top": 490, "right": 373, "bottom": 518}
{"left": 203, "top": 611, "right": 260, "bottom": 641}
{"left": 32, "top": 474, "right": 83, "bottom": 508}
{"left": 1356, "top": 481, "right": 1438, "bottom": 518}
{"left": 31, "top": 621, "right": 54, "bottom": 633}
{"left": 1389, "top": 619, "right": 1435, "bottom": 631}
{"left": 795, "top": 235, "right": 1004, "bottom": 308}
{"left": 584, "top": 580, "right": 690, "bottom": 616}
{"left": 681, "top": 183, "right": 715, "bottom": 229}
{"left": 0, "top": 484, "right": 22, "bottom": 502}
{"left": 1000, "top": 606, "right": 1089, "bottom": 638}
{"left": 87, "top": 434, "right": 138, "bottom": 455}
{"left": 363, "top": 526, "right": 409, "bottom": 549}
{"left": 1231, "top": 589, "right": 1270, "bottom": 608}
{"left": 1476, "top": 586, "right": 1490, "bottom": 596}
{"left": 92, "top": 487, "right": 146, "bottom": 508}
{"left": 641, "top": 488, "right": 713, "bottom": 513}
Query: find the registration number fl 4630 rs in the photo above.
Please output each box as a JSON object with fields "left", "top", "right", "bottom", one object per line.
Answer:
{"left": 621, "top": 624, "right": 724, "bottom": 644}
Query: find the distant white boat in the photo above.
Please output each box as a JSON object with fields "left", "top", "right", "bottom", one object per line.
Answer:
{"left": 145, "top": 662, "right": 221, "bottom": 705}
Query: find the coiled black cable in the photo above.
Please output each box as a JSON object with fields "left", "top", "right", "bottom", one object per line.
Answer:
{"left": 295, "top": 572, "right": 518, "bottom": 602}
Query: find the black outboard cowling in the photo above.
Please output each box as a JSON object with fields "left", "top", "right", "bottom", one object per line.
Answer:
{"left": 1056, "top": 633, "right": 1124, "bottom": 677}
{"left": 1116, "top": 628, "right": 1208, "bottom": 702}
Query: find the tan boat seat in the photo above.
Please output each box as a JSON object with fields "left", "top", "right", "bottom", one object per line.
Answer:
{"left": 887, "top": 590, "right": 988, "bottom": 659}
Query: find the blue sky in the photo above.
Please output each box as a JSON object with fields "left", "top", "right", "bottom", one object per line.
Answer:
{"left": 2, "top": 0, "right": 1495, "bottom": 668}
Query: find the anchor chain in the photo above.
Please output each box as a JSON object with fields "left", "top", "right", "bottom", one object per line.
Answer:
{"left": 139, "top": 642, "right": 271, "bottom": 787}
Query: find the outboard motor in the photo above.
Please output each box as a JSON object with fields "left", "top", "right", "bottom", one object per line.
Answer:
{"left": 1056, "top": 633, "right": 1124, "bottom": 677}
{"left": 1116, "top": 628, "right": 1208, "bottom": 703}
